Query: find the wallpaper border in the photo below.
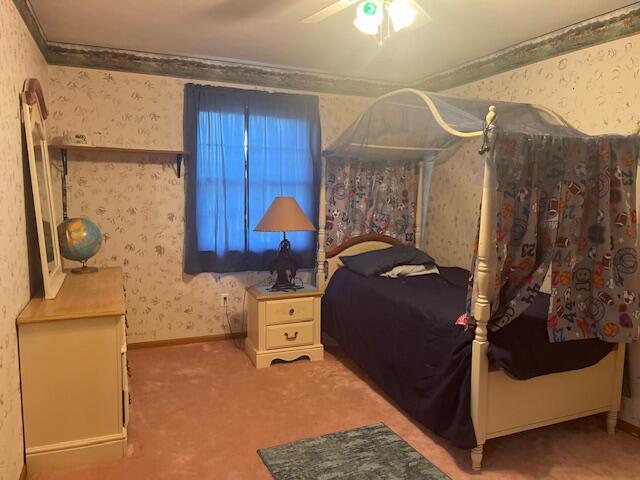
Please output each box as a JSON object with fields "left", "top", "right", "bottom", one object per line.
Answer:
{"left": 414, "top": 4, "right": 640, "bottom": 91}
{"left": 12, "top": 0, "right": 399, "bottom": 97}
{"left": 11, "top": 0, "right": 47, "bottom": 56}
{"left": 45, "top": 43, "right": 399, "bottom": 97}
{"left": 12, "top": 0, "right": 640, "bottom": 95}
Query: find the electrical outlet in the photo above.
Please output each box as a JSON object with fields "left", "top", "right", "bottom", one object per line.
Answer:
{"left": 219, "top": 293, "right": 229, "bottom": 307}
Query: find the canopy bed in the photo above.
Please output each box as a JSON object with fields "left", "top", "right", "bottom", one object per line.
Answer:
{"left": 314, "top": 89, "right": 638, "bottom": 470}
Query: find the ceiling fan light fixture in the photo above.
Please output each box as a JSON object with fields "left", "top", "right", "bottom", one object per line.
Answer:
{"left": 387, "top": 0, "right": 417, "bottom": 32}
{"left": 354, "top": 0, "right": 383, "bottom": 35}
{"left": 353, "top": 15, "right": 380, "bottom": 35}
{"left": 357, "top": 0, "right": 382, "bottom": 19}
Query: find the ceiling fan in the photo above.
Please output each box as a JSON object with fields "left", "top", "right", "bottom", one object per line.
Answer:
{"left": 302, "top": 0, "right": 431, "bottom": 45}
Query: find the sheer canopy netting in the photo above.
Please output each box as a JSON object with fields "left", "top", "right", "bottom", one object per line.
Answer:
{"left": 323, "top": 89, "right": 584, "bottom": 163}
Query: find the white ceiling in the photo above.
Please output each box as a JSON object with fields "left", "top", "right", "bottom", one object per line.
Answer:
{"left": 30, "top": 0, "right": 636, "bottom": 83}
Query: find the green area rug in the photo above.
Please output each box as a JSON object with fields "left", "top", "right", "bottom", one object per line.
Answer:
{"left": 258, "top": 423, "right": 450, "bottom": 480}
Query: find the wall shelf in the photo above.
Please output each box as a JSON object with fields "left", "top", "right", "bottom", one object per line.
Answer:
{"left": 49, "top": 144, "right": 190, "bottom": 178}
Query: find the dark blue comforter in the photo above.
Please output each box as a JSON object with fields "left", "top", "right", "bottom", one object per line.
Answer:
{"left": 321, "top": 267, "right": 613, "bottom": 448}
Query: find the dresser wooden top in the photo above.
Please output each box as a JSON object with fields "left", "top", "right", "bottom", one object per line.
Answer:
{"left": 18, "top": 267, "right": 126, "bottom": 324}
{"left": 247, "top": 284, "right": 323, "bottom": 301}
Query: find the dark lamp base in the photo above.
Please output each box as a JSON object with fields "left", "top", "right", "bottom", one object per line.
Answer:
{"left": 267, "top": 234, "right": 303, "bottom": 292}
{"left": 267, "top": 283, "right": 303, "bottom": 293}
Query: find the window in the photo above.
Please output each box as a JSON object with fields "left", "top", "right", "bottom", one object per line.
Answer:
{"left": 184, "top": 85, "right": 320, "bottom": 274}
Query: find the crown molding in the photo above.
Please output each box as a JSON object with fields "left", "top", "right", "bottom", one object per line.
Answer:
{"left": 12, "top": 0, "right": 48, "bottom": 57}
{"left": 44, "top": 42, "right": 401, "bottom": 97}
{"left": 12, "top": 0, "right": 400, "bottom": 97}
{"left": 413, "top": 3, "right": 640, "bottom": 92}
{"left": 13, "top": 0, "right": 640, "bottom": 96}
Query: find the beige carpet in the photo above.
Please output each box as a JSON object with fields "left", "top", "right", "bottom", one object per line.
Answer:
{"left": 32, "top": 339, "right": 638, "bottom": 479}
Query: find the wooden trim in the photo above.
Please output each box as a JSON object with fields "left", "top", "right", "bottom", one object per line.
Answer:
{"left": 415, "top": 161, "right": 425, "bottom": 248}
{"left": 25, "top": 438, "right": 126, "bottom": 474}
{"left": 26, "top": 432, "right": 126, "bottom": 455}
{"left": 20, "top": 90, "right": 67, "bottom": 300}
{"left": 316, "top": 156, "right": 327, "bottom": 290}
{"left": 127, "top": 332, "right": 246, "bottom": 350}
{"left": 487, "top": 407, "right": 611, "bottom": 440}
{"left": 49, "top": 144, "right": 189, "bottom": 156}
{"left": 23, "top": 78, "right": 48, "bottom": 120}
{"left": 470, "top": 116, "right": 497, "bottom": 468}
{"left": 326, "top": 234, "right": 402, "bottom": 259}
{"left": 618, "top": 419, "right": 640, "bottom": 439}
{"left": 19, "top": 463, "right": 27, "bottom": 480}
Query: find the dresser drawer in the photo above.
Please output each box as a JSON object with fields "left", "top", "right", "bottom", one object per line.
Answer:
{"left": 265, "top": 297, "right": 315, "bottom": 325}
{"left": 266, "top": 321, "right": 314, "bottom": 350}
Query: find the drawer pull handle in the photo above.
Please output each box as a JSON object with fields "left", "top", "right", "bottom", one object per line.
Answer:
{"left": 289, "top": 308, "right": 295, "bottom": 316}
{"left": 284, "top": 331, "right": 298, "bottom": 341}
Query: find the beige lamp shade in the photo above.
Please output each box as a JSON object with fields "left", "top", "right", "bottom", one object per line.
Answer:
{"left": 254, "top": 196, "right": 316, "bottom": 232}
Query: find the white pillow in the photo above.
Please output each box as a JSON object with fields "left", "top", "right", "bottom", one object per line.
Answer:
{"left": 379, "top": 264, "right": 439, "bottom": 278}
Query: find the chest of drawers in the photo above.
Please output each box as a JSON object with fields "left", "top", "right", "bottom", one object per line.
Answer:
{"left": 17, "top": 267, "right": 129, "bottom": 474}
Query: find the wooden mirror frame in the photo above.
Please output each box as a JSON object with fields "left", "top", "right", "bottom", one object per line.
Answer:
{"left": 21, "top": 81, "right": 66, "bottom": 299}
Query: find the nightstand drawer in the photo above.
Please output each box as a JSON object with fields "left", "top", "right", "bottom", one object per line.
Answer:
{"left": 265, "top": 297, "right": 315, "bottom": 325}
{"left": 266, "top": 321, "right": 314, "bottom": 350}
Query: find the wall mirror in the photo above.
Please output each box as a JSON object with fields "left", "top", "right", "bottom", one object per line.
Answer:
{"left": 22, "top": 80, "right": 66, "bottom": 299}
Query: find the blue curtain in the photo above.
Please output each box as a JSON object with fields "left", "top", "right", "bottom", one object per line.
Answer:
{"left": 184, "top": 85, "right": 320, "bottom": 274}
{"left": 247, "top": 92, "right": 317, "bottom": 258}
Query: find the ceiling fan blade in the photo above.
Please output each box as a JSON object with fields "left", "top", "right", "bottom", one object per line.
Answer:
{"left": 301, "top": 0, "right": 359, "bottom": 24}
{"left": 408, "top": 0, "right": 432, "bottom": 27}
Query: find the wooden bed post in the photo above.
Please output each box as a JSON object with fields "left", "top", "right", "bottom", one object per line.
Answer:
{"left": 607, "top": 343, "right": 626, "bottom": 434}
{"left": 415, "top": 160, "right": 425, "bottom": 249}
{"left": 470, "top": 106, "right": 496, "bottom": 471}
{"left": 316, "top": 155, "right": 327, "bottom": 291}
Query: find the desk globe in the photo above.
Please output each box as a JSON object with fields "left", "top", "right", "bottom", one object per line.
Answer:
{"left": 58, "top": 217, "right": 102, "bottom": 273}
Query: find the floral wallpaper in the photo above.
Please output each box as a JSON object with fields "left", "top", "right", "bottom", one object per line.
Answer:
{"left": 424, "top": 140, "right": 482, "bottom": 268}
{"left": 443, "top": 34, "right": 640, "bottom": 427}
{"left": 48, "top": 65, "right": 371, "bottom": 343}
{"left": 0, "top": 0, "right": 49, "bottom": 478}
{"left": 48, "top": 66, "right": 371, "bottom": 155}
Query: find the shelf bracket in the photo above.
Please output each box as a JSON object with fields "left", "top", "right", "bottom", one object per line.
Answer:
{"left": 60, "top": 148, "right": 68, "bottom": 177}
{"left": 176, "top": 154, "right": 183, "bottom": 178}
{"left": 60, "top": 148, "right": 69, "bottom": 220}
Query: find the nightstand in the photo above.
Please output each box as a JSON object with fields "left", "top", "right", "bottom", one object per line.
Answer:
{"left": 245, "top": 285, "right": 324, "bottom": 368}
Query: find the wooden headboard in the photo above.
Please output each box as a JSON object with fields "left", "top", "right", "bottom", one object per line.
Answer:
{"left": 324, "top": 234, "right": 401, "bottom": 287}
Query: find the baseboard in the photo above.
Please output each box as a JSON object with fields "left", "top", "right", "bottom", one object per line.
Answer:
{"left": 128, "top": 332, "right": 246, "bottom": 350}
{"left": 26, "top": 436, "right": 126, "bottom": 475}
{"left": 618, "top": 419, "right": 640, "bottom": 439}
{"left": 19, "top": 463, "right": 27, "bottom": 480}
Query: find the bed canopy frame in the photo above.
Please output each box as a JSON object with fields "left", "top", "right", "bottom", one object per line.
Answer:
{"left": 315, "top": 88, "right": 626, "bottom": 470}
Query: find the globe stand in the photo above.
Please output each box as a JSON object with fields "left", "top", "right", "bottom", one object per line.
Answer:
{"left": 71, "top": 261, "right": 98, "bottom": 274}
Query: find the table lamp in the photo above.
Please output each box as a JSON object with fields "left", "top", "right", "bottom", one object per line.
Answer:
{"left": 254, "top": 196, "right": 316, "bottom": 291}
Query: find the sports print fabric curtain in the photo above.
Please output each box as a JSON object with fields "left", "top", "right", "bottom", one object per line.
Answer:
{"left": 324, "top": 159, "right": 418, "bottom": 249}
{"left": 467, "top": 131, "right": 639, "bottom": 343}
